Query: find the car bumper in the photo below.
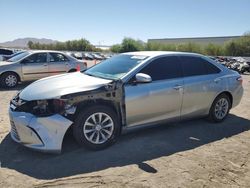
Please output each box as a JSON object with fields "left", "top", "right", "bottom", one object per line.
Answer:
{"left": 232, "top": 86, "right": 243, "bottom": 108}
{"left": 9, "top": 109, "right": 73, "bottom": 153}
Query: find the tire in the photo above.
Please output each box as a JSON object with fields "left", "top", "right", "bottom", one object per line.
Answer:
{"left": 0, "top": 72, "right": 18, "bottom": 88}
{"left": 208, "top": 94, "right": 231, "bottom": 123}
{"left": 68, "top": 69, "right": 77, "bottom": 73}
{"left": 73, "top": 105, "right": 121, "bottom": 150}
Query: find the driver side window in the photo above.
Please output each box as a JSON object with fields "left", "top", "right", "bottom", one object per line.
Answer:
{"left": 139, "top": 56, "right": 182, "bottom": 81}
{"left": 22, "top": 53, "right": 47, "bottom": 64}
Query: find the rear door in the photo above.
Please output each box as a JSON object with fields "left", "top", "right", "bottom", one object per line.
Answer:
{"left": 179, "top": 56, "right": 222, "bottom": 119}
{"left": 48, "top": 52, "right": 68, "bottom": 76}
{"left": 21, "top": 53, "right": 48, "bottom": 81}
{"left": 125, "top": 56, "right": 184, "bottom": 127}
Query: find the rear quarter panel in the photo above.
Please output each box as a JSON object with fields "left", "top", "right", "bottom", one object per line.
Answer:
{"left": 225, "top": 71, "right": 243, "bottom": 108}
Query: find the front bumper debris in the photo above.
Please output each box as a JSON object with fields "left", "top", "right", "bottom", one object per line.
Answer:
{"left": 9, "top": 109, "right": 73, "bottom": 153}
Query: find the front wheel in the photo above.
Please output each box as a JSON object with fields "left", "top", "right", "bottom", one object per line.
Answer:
{"left": 208, "top": 94, "right": 231, "bottom": 122}
{"left": 73, "top": 105, "right": 121, "bottom": 150}
{"left": 0, "top": 72, "right": 18, "bottom": 88}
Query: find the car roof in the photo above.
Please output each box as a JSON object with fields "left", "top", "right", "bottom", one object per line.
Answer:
{"left": 30, "top": 50, "right": 67, "bottom": 54}
{"left": 123, "top": 51, "right": 202, "bottom": 58}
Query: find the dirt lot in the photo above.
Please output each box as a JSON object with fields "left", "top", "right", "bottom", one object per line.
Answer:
{"left": 0, "top": 75, "right": 250, "bottom": 188}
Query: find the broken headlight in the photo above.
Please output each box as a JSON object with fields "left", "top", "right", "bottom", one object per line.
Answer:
{"left": 13, "top": 98, "right": 76, "bottom": 117}
{"left": 32, "top": 99, "right": 72, "bottom": 116}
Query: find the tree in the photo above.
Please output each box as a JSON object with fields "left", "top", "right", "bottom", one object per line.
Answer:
{"left": 176, "top": 42, "right": 202, "bottom": 53}
{"left": 204, "top": 43, "right": 224, "bottom": 56}
{"left": 120, "top": 38, "right": 145, "bottom": 52}
{"left": 27, "top": 41, "right": 34, "bottom": 49}
{"left": 110, "top": 44, "right": 122, "bottom": 53}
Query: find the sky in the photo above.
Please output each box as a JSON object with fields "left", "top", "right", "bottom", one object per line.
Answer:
{"left": 0, "top": 0, "right": 250, "bottom": 45}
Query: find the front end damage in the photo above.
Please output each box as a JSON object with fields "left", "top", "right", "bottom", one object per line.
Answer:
{"left": 9, "top": 80, "right": 125, "bottom": 153}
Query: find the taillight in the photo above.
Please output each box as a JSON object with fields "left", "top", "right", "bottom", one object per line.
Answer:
{"left": 76, "top": 64, "right": 80, "bottom": 71}
{"left": 237, "top": 76, "right": 243, "bottom": 84}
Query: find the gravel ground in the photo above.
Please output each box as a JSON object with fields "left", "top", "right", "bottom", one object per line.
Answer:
{"left": 0, "top": 75, "right": 249, "bottom": 188}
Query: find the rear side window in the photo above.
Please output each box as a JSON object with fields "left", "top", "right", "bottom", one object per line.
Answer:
{"left": 179, "top": 56, "right": 207, "bottom": 77}
{"left": 49, "top": 53, "right": 68, "bottom": 62}
{"left": 204, "top": 59, "right": 221, "bottom": 74}
{"left": 180, "top": 56, "right": 220, "bottom": 77}
{"left": 140, "top": 56, "right": 182, "bottom": 81}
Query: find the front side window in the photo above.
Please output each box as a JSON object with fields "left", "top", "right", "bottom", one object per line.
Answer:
{"left": 84, "top": 54, "right": 148, "bottom": 80}
{"left": 22, "top": 53, "right": 47, "bottom": 64}
{"left": 49, "top": 53, "right": 68, "bottom": 62}
{"left": 139, "top": 56, "right": 182, "bottom": 81}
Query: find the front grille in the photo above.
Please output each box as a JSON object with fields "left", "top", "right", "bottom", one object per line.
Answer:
{"left": 10, "top": 121, "right": 20, "bottom": 141}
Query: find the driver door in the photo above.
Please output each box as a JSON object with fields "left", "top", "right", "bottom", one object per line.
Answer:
{"left": 125, "top": 56, "right": 183, "bottom": 127}
{"left": 21, "top": 53, "right": 48, "bottom": 81}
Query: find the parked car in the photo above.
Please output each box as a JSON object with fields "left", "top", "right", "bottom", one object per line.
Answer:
{"left": 0, "top": 48, "right": 14, "bottom": 61}
{"left": 92, "top": 53, "right": 104, "bottom": 60}
{"left": 0, "top": 50, "right": 87, "bottom": 88}
{"left": 83, "top": 53, "right": 94, "bottom": 60}
{"left": 1, "top": 50, "right": 26, "bottom": 61}
{"left": 9, "top": 51, "right": 243, "bottom": 153}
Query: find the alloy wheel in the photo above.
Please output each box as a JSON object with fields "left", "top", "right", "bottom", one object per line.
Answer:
{"left": 214, "top": 98, "right": 229, "bottom": 120}
{"left": 5, "top": 75, "right": 17, "bottom": 87}
{"left": 83, "top": 112, "right": 114, "bottom": 144}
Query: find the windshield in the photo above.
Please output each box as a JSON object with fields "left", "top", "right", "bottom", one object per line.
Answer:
{"left": 84, "top": 54, "right": 148, "bottom": 80}
{"left": 7, "top": 51, "right": 31, "bottom": 62}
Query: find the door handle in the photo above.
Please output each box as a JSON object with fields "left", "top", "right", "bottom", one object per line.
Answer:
{"left": 173, "top": 85, "right": 183, "bottom": 90}
{"left": 43, "top": 63, "right": 48, "bottom": 66}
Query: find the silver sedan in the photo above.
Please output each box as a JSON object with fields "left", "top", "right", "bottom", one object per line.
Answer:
{"left": 9, "top": 51, "right": 243, "bottom": 153}
{"left": 0, "top": 50, "right": 87, "bottom": 88}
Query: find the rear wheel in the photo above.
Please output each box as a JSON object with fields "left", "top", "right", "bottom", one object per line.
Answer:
{"left": 73, "top": 105, "right": 121, "bottom": 150}
{"left": 208, "top": 94, "right": 231, "bottom": 122}
{"left": 68, "top": 69, "right": 77, "bottom": 73}
{"left": 0, "top": 72, "right": 18, "bottom": 88}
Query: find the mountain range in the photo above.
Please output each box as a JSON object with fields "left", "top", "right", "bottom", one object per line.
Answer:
{"left": 0, "top": 38, "right": 58, "bottom": 48}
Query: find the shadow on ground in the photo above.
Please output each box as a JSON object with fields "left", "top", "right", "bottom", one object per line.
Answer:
{"left": 0, "top": 82, "right": 31, "bottom": 91}
{"left": 1, "top": 114, "right": 250, "bottom": 180}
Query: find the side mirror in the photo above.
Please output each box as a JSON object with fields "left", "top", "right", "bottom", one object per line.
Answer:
{"left": 135, "top": 73, "right": 152, "bottom": 83}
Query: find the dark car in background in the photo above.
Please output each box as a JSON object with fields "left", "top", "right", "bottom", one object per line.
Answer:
{"left": 0, "top": 48, "right": 14, "bottom": 61}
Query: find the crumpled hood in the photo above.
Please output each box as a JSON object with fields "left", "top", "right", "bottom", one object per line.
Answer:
{"left": 19, "top": 72, "right": 112, "bottom": 101}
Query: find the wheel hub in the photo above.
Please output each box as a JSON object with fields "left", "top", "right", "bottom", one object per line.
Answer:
{"left": 95, "top": 124, "right": 102, "bottom": 131}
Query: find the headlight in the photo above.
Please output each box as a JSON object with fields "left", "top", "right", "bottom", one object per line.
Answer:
{"left": 32, "top": 99, "right": 70, "bottom": 116}
{"left": 35, "top": 100, "right": 48, "bottom": 113}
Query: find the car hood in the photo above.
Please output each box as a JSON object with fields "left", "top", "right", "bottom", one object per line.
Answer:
{"left": 0, "top": 61, "right": 16, "bottom": 66}
{"left": 19, "top": 72, "right": 113, "bottom": 101}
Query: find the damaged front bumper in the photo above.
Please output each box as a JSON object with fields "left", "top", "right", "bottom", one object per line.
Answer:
{"left": 9, "top": 108, "right": 73, "bottom": 153}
